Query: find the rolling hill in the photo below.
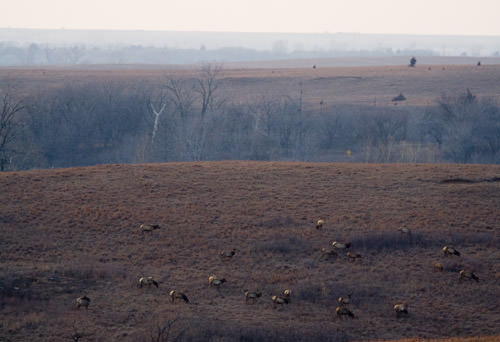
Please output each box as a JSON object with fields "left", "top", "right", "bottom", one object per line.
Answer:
{"left": 1, "top": 161, "right": 500, "bottom": 341}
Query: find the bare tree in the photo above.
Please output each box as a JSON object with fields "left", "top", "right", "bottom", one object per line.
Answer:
{"left": 164, "top": 78, "right": 195, "bottom": 123}
{"left": 429, "top": 89, "right": 500, "bottom": 163}
{"left": 0, "top": 84, "right": 24, "bottom": 171}
{"left": 194, "top": 63, "right": 224, "bottom": 118}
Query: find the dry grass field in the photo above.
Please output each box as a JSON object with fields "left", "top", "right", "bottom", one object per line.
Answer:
{"left": 2, "top": 59, "right": 500, "bottom": 110}
{"left": 1, "top": 161, "right": 500, "bottom": 341}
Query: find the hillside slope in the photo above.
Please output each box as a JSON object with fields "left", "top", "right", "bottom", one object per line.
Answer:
{"left": 1, "top": 162, "right": 500, "bottom": 341}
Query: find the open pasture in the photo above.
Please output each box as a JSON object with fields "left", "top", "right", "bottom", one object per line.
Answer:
{"left": 1, "top": 161, "right": 499, "bottom": 341}
{"left": 2, "top": 59, "right": 500, "bottom": 109}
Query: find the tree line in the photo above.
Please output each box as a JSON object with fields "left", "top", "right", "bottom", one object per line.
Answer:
{"left": 1, "top": 67, "right": 500, "bottom": 170}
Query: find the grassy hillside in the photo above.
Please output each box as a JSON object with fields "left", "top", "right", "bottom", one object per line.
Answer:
{"left": 1, "top": 161, "right": 500, "bottom": 341}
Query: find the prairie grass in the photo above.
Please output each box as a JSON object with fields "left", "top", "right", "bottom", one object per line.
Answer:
{"left": 1, "top": 162, "right": 500, "bottom": 341}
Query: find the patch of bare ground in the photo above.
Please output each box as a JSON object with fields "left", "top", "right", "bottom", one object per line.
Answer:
{"left": 1, "top": 162, "right": 499, "bottom": 341}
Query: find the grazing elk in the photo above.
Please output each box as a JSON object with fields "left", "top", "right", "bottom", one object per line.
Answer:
{"left": 398, "top": 227, "right": 411, "bottom": 234}
{"left": 320, "top": 247, "right": 338, "bottom": 260}
{"left": 316, "top": 219, "right": 324, "bottom": 229}
{"left": 140, "top": 224, "right": 160, "bottom": 232}
{"left": 394, "top": 302, "right": 408, "bottom": 317}
{"left": 433, "top": 262, "right": 444, "bottom": 272}
{"left": 208, "top": 275, "right": 227, "bottom": 287}
{"left": 138, "top": 276, "right": 159, "bottom": 288}
{"left": 459, "top": 270, "right": 479, "bottom": 282}
{"left": 442, "top": 246, "right": 460, "bottom": 257}
{"left": 244, "top": 290, "right": 262, "bottom": 303}
{"left": 338, "top": 293, "right": 352, "bottom": 306}
{"left": 336, "top": 306, "right": 355, "bottom": 319}
{"left": 169, "top": 290, "right": 189, "bottom": 303}
{"left": 76, "top": 296, "right": 90, "bottom": 310}
{"left": 220, "top": 248, "right": 237, "bottom": 259}
{"left": 282, "top": 289, "right": 292, "bottom": 303}
{"left": 332, "top": 241, "right": 352, "bottom": 249}
{"left": 346, "top": 252, "right": 362, "bottom": 261}
{"left": 272, "top": 295, "right": 289, "bottom": 308}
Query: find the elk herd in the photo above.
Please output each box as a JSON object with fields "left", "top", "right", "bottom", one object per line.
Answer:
{"left": 75, "top": 220, "right": 482, "bottom": 323}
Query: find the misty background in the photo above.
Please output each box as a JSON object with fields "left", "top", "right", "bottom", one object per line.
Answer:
{"left": 1, "top": 29, "right": 500, "bottom": 65}
{"left": 1, "top": 29, "right": 500, "bottom": 170}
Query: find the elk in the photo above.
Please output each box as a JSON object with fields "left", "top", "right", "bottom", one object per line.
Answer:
{"left": 272, "top": 295, "right": 289, "bottom": 308}
{"left": 346, "top": 252, "right": 362, "bottom": 261}
{"left": 76, "top": 296, "right": 90, "bottom": 310}
{"left": 398, "top": 227, "right": 411, "bottom": 234}
{"left": 140, "top": 224, "right": 160, "bottom": 232}
{"left": 169, "top": 290, "right": 189, "bottom": 303}
{"left": 336, "top": 306, "right": 355, "bottom": 319}
{"left": 220, "top": 248, "right": 237, "bottom": 258}
{"left": 138, "top": 276, "right": 159, "bottom": 288}
{"left": 332, "top": 241, "right": 352, "bottom": 249}
{"left": 442, "top": 246, "right": 460, "bottom": 257}
{"left": 433, "top": 262, "right": 444, "bottom": 272}
{"left": 282, "top": 289, "right": 292, "bottom": 303}
{"left": 338, "top": 293, "right": 352, "bottom": 306}
{"left": 244, "top": 290, "right": 262, "bottom": 303}
{"left": 394, "top": 302, "right": 408, "bottom": 317}
{"left": 459, "top": 270, "right": 479, "bottom": 282}
{"left": 316, "top": 219, "right": 324, "bottom": 229}
{"left": 208, "top": 275, "right": 227, "bottom": 287}
{"left": 320, "top": 247, "right": 338, "bottom": 260}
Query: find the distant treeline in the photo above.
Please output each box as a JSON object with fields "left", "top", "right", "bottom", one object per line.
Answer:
{"left": 2, "top": 67, "right": 500, "bottom": 170}
{"left": 0, "top": 41, "right": 437, "bottom": 66}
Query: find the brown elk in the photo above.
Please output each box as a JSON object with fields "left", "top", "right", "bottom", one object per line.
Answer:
{"left": 346, "top": 252, "right": 362, "bottom": 261}
{"left": 433, "top": 262, "right": 444, "bottom": 272}
{"left": 338, "top": 293, "right": 352, "bottom": 306}
{"left": 169, "top": 290, "right": 189, "bottom": 303}
{"left": 394, "top": 302, "right": 408, "bottom": 317}
{"left": 272, "top": 295, "right": 289, "bottom": 308}
{"left": 220, "top": 248, "right": 237, "bottom": 259}
{"left": 442, "top": 246, "right": 460, "bottom": 256}
{"left": 320, "top": 247, "right": 338, "bottom": 260}
{"left": 244, "top": 290, "right": 262, "bottom": 303}
{"left": 138, "top": 276, "right": 159, "bottom": 288}
{"left": 398, "top": 227, "right": 411, "bottom": 234}
{"left": 208, "top": 275, "right": 227, "bottom": 287}
{"left": 332, "top": 241, "right": 352, "bottom": 249}
{"left": 459, "top": 270, "right": 479, "bottom": 282}
{"left": 282, "top": 289, "right": 292, "bottom": 303}
{"left": 140, "top": 224, "right": 160, "bottom": 232}
{"left": 76, "top": 296, "right": 90, "bottom": 310}
{"left": 316, "top": 219, "right": 324, "bottom": 229}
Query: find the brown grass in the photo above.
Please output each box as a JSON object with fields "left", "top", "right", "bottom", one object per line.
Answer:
{"left": 2, "top": 63, "right": 500, "bottom": 109}
{"left": 1, "top": 161, "right": 500, "bottom": 341}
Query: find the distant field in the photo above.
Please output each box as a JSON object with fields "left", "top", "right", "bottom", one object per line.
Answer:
{"left": 2, "top": 58, "right": 500, "bottom": 110}
{"left": 1, "top": 161, "right": 499, "bottom": 341}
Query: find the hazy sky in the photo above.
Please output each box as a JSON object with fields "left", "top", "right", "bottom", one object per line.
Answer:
{"left": 2, "top": 0, "right": 500, "bottom": 36}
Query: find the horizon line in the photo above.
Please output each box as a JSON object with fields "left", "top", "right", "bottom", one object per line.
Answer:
{"left": 2, "top": 27, "right": 500, "bottom": 38}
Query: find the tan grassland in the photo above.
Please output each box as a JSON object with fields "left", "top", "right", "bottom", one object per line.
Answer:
{"left": 1, "top": 161, "right": 499, "bottom": 341}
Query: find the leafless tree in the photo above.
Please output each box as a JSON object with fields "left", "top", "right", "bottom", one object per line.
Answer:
{"left": 194, "top": 63, "right": 224, "bottom": 118}
{"left": 164, "top": 78, "right": 195, "bottom": 123}
{"left": 0, "top": 84, "right": 25, "bottom": 171}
